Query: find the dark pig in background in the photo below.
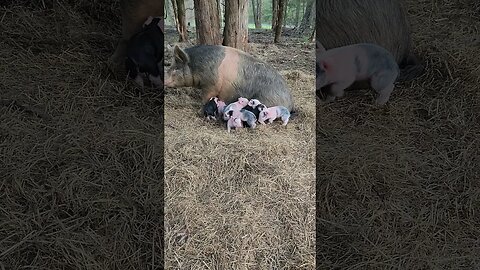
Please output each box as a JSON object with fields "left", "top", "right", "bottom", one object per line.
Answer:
{"left": 316, "top": 43, "right": 399, "bottom": 105}
{"left": 125, "top": 16, "right": 164, "bottom": 88}
{"left": 316, "top": 0, "right": 423, "bottom": 82}
{"left": 164, "top": 45, "right": 295, "bottom": 112}
{"left": 108, "top": 0, "right": 164, "bottom": 74}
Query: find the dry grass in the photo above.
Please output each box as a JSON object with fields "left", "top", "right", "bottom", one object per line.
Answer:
{"left": 163, "top": 29, "right": 316, "bottom": 268}
{"left": 316, "top": 0, "right": 480, "bottom": 269}
{"left": 1, "top": 1, "right": 164, "bottom": 269}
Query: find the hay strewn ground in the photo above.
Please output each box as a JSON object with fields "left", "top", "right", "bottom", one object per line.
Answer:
{"left": 1, "top": 1, "right": 165, "bottom": 269}
{"left": 316, "top": 0, "right": 480, "bottom": 268}
{"left": 163, "top": 29, "right": 316, "bottom": 268}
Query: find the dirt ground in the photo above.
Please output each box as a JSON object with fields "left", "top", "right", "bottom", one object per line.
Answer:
{"left": 316, "top": 0, "right": 480, "bottom": 269}
{"left": 163, "top": 29, "right": 316, "bottom": 268}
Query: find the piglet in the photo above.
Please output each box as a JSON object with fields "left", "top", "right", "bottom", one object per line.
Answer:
{"left": 222, "top": 97, "right": 249, "bottom": 121}
{"left": 203, "top": 97, "right": 218, "bottom": 120}
{"left": 316, "top": 43, "right": 399, "bottom": 105}
{"left": 258, "top": 106, "right": 291, "bottom": 126}
{"left": 231, "top": 109, "right": 257, "bottom": 129}
{"left": 227, "top": 117, "right": 243, "bottom": 133}
{"left": 216, "top": 99, "right": 226, "bottom": 115}
{"left": 243, "top": 99, "right": 266, "bottom": 119}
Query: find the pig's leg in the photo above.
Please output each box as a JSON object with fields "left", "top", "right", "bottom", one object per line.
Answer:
{"left": 149, "top": 74, "right": 163, "bottom": 88}
{"left": 371, "top": 73, "right": 396, "bottom": 105}
{"left": 134, "top": 74, "right": 145, "bottom": 88}
{"left": 248, "top": 120, "right": 256, "bottom": 129}
{"left": 281, "top": 115, "right": 289, "bottom": 126}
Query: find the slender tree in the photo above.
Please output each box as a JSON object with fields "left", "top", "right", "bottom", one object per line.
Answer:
{"left": 273, "top": 0, "right": 286, "bottom": 42}
{"left": 252, "top": 0, "right": 262, "bottom": 29}
{"left": 295, "top": 0, "right": 301, "bottom": 27}
{"left": 272, "top": 0, "right": 279, "bottom": 30}
{"left": 172, "top": 0, "right": 188, "bottom": 42}
{"left": 297, "top": 0, "right": 314, "bottom": 34}
{"left": 223, "top": 0, "right": 249, "bottom": 51}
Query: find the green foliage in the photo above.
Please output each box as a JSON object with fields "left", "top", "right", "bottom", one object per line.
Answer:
{"left": 248, "top": 0, "right": 307, "bottom": 28}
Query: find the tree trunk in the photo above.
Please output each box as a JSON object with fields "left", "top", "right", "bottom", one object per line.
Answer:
{"left": 170, "top": 0, "right": 178, "bottom": 28}
{"left": 175, "top": 0, "right": 188, "bottom": 42}
{"left": 193, "top": 0, "right": 221, "bottom": 45}
{"left": 297, "top": 0, "right": 314, "bottom": 34}
{"left": 272, "top": 0, "right": 278, "bottom": 30}
{"left": 223, "top": 0, "right": 249, "bottom": 51}
{"left": 217, "top": 0, "right": 223, "bottom": 28}
{"left": 273, "top": 0, "right": 286, "bottom": 43}
{"left": 252, "top": 0, "right": 262, "bottom": 29}
{"left": 257, "top": 0, "right": 262, "bottom": 29}
{"left": 295, "top": 0, "right": 301, "bottom": 27}
{"left": 283, "top": 0, "right": 288, "bottom": 28}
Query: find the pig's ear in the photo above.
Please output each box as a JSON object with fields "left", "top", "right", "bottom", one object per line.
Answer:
{"left": 316, "top": 41, "right": 326, "bottom": 53}
{"left": 174, "top": 45, "right": 190, "bottom": 64}
{"left": 157, "top": 18, "right": 164, "bottom": 32}
{"left": 144, "top": 16, "right": 153, "bottom": 27}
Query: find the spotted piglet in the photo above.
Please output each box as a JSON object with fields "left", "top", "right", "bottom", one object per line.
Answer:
{"left": 258, "top": 106, "right": 291, "bottom": 126}
{"left": 227, "top": 117, "right": 243, "bottom": 133}
{"left": 222, "top": 97, "right": 249, "bottom": 121}
{"left": 203, "top": 97, "right": 218, "bottom": 120}
{"left": 231, "top": 109, "right": 257, "bottom": 129}
{"left": 243, "top": 99, "right": 266, "bottom": 119}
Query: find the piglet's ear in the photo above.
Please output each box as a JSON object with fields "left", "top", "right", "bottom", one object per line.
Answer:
{"left": 321, "top": 60, "right": 328, "bottom": 70}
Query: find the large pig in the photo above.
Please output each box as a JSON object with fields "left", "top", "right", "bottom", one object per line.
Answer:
{"left": 164, "top": 45, "right": 295, "bottom": 112}
{"left": 108, "top": 0, "right": 164, "bottom": 75}
{"left": 316, "top": 0, "right": 423, "bottom": 82}
{"left": 316, "top": 43, "right": 399, "bottom": 105}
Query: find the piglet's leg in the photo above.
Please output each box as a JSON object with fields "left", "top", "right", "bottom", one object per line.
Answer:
{"left": 330, "top": 82, "right": 351, "bottom": 98}
{"left": 324, "top": 81, "right": 351, "bottom": 102}
{"left": 371, "top": 73, "right": 396, "bottom": 106}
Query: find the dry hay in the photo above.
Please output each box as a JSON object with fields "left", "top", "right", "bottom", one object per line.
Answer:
{"left": 164, "top": 32, "right": 316, "bottom": 268}
{"left": 316, "top": 0, "right": 480, "bottom": 269}
{"left": 1, "top": 1, "right": 165, "bottom": 269}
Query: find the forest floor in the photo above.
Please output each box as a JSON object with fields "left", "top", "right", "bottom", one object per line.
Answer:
{"left": 316, "top": 0, "right": 480, "bottom": 268}
{"left": 163, "top": 27, "right": 316, "bottom": 268}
